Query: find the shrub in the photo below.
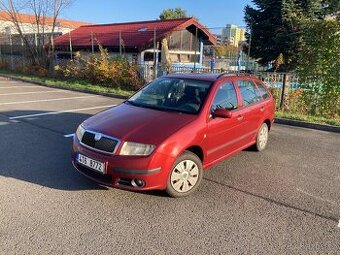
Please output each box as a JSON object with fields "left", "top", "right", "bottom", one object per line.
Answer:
{"left": 18, "top": 65, "right": 49, "bottom": 77}
{"left": 55, "top": 46, "right": 145, "bottom": 91}
{"left": 297, "top": 20, "right": 340, "bottom": 118}
{"left": 0, "top": 61, "right": 8, "bottom": 69}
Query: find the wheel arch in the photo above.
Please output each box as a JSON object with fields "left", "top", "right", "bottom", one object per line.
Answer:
{"left": 264, "top": 119, "right": 271, "bottom": 131}
{"left": 185, "top": 145, "right": 204, "bottom": 163}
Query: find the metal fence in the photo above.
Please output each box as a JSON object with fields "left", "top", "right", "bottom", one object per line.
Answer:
{"left": 0, "top": 47, "right": 297, "bottom": 111}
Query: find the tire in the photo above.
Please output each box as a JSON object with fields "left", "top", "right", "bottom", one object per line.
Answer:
{"left": 255, "top": 123, "right": 269, "bottom": 152}
{"left": 166, "top": 151, "right": 203, "bottom": 198}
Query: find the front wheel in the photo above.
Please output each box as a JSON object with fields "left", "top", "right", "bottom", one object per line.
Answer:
{"left": 255, "top": 123, "right": 269, "bottom": 151}
{"left": 166, "top": 151, "right": 203, "bottom": 198}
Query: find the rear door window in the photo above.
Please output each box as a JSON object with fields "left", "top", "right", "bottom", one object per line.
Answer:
{"left": 255, "top": 82, "right": 270, "bottom": 100}
{"left": 237, "top": 80, "right": 262, "bottom": 107}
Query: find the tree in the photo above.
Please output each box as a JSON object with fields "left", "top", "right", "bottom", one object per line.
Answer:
{"left": 244, "top": 0, "right": 339, "bottom": 71}
{"left": 297, "top": 20, "right": 340, "bottom": 117}
{"left": 159, "top": 7, "right": 187, "bottom": 20}
{"left": 213, "top": 44, "right": 239, "bottom": 58}
{"left": 0, "top": 0, "right": 72, "bottom": 66}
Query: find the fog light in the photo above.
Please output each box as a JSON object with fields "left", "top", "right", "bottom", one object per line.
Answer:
{"left": 131, "top": 179, "right": 145, "bottom": 188}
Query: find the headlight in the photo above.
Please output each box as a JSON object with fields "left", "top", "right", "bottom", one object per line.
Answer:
{"left": 76, "top": 125, "right": 85, "bottom": 141}
{"left": 119, "top": 142, "right": 155, "bottom": 156}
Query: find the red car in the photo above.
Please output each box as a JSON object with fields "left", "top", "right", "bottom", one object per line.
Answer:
{"left": 72, "top": 73, "right": 275, "bottom": 197}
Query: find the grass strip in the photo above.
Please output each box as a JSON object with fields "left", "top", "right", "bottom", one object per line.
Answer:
{"left": 0, "top": 69, "right": 134, "bottom": 97}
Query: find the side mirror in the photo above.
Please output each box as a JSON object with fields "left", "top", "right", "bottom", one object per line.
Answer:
{"left": 213, "top": 108, "right": 233, "bottom": 118}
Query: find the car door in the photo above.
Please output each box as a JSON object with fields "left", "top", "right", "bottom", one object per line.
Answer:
{"left": 206, "top": 81, "right": 248, "bottom": 164}
{"left": 254, "top": 80, "right": 275, "bottom": 120}
{"left": 236, "top": 79, "right": 265, "bottom": 143}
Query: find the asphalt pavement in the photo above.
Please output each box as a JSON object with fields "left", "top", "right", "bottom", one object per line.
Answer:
{"left": 0, "top": 77, "right": 339, "bottom": 255}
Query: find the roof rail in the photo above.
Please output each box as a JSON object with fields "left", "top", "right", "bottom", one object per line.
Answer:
{"left": 216, "top": 71, "right": 254, "bottom": 79}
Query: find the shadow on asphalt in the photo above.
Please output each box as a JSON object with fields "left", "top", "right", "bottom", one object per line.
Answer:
{"left": 0, "top": 110, "right": 108, "bottom": 191}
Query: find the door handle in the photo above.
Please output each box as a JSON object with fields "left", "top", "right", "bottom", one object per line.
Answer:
{"left": 237, "top": 115, "right": 244, "bottom": 121}
{"left": 260, "top": 106, "right": 265, "bottom": 112}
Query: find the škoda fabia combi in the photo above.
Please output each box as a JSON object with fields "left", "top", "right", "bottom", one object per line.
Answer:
{"left": 72, "top": 73, "right": 275, "bottom": 197}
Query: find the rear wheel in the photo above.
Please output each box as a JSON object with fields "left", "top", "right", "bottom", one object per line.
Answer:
{"left": 166, "top": 151, "right": 203, "bottom": 198}
{"left": 255, "top": 123, "right": 269, "bottom": 151}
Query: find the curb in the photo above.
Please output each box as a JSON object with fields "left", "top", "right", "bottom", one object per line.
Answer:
{"left": 275, "top": 118, "right": 340, "bottom": 134}
{"left": 0, "top": 74, "right": 130, "bottom": 100}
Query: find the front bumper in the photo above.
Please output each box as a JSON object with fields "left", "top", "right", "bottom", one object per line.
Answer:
{"left": 72, "top": 137, "right": 175, "bottom": 191}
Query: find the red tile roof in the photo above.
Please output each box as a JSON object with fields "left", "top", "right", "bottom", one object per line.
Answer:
{"left": 53, "top": 18, "right": 216, "bottom": 50}
{"left": 0, "top": 11, "right": 92, "bottom": 29}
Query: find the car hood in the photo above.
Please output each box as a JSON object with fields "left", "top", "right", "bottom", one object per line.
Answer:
{"left": 82, "top": 103, "right": 197, "bottom": 145}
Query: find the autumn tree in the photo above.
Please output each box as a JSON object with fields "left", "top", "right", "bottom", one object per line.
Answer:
{"left": 0, "top": 0, "right": 72, "bottom": 66}
{"left": 159, "top": 7, "right": 187, "bottom": 20}
{"left": 213, "top": 44, "right": 239, "bottom": 58}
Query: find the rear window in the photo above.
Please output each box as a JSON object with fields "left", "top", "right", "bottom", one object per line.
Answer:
{"left": 237, "top": 80, "right": 262, "bottom": 106}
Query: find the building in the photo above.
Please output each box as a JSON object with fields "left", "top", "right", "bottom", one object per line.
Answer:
{"left": 0, "top": 11, "right": 91, "bottom": 45}
{"left": 214, "top": 34, "right": 222, "bottom": 45}
{"left": 53, "top": 18, "right": 216, "bottom": 66}
{"left": 221, "top": 24, "right": 245, "bottom": 47}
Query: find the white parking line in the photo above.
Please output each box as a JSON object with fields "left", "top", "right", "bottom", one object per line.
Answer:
{"left": 8, "top": 104, "right": 116, "bottom": 120}
{"left": 0, "top": 90, "right": 70, "bottom": 96}
{"left": 64, "top": 133, "right": 75, "bottom": 138}
{"left": 297, "top": 188, "right": 337, "bottom": 206}
{"left": 0, "top": 95, "right": 99, "bottom": 106}
{"left": 0, "top": 85, "right": 43, "bottom": 89}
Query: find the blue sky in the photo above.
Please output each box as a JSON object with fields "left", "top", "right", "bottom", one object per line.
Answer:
{"left": 62, "top": 0, "right": 252, "bottom": 30}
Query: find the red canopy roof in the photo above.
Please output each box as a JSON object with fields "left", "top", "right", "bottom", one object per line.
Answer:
{"left": 53, "top": 18, "right": 216, "bottom": 51}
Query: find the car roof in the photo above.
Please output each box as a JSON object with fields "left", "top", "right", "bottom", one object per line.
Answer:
{"left": 166, "top": 73, "right": 258, "bottom": 82}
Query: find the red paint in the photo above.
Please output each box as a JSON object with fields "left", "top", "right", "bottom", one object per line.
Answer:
{"left": 72, "top": 74, "right": 275, "bottom": 191}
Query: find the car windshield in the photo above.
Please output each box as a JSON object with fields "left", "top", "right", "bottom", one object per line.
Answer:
{"left": 127, "top": 77, "right": 212, "bottom": 114}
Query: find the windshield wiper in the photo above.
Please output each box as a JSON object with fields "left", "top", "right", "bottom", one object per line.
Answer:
{"left": 126, "top": 101, "right": 194, "bottom": 114}
{"left": 126, "top": 100, "right": 160, "bottom": 111}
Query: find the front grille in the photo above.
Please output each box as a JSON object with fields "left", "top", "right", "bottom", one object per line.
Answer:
{"left": 81, "top": 131, "right": 118, "bottom": 154}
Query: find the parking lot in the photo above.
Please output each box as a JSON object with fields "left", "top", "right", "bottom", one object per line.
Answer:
{"left": 0, "top": 76, "right": 339, "bottom": 254}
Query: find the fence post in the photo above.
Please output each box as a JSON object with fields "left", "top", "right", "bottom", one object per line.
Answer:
{"left": 21, "top": 37, "right": 25, "bottom": 68}
{"left": 9, "top": 33, "right": 14, "bottom": 70}
{"left": 280, "top": 73, "right": 291, "bottom": 110}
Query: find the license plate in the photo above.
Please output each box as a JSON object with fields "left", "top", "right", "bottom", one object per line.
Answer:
{"left": 76, "top": 153, "right": 105, "bottom": 174}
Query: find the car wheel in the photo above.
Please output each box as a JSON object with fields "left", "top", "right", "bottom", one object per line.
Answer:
{"left": 166, "top": 151, "right": 203, "bottom": 198}
{"left": 255, "top": 123, "right": 269, "bottom": 151}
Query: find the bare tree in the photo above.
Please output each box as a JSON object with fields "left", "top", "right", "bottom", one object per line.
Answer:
{"left": 0, "top": 0, "right": 72, "bottom": 66}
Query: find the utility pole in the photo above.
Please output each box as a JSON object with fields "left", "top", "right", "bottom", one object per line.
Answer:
{"left": 247, "top": 23, "right": 252, "bottom": 71}
{"left": 69, "top": 31, "right": 73, "bottom": 60}
{"left": 91, "top": 32, "right": 94, "bottom": 54}
{"left": 119, "top": 31, "right": 122, "bottom": 56}
{"left": 194, "top": 27, "right": 198, "bottom": 71}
